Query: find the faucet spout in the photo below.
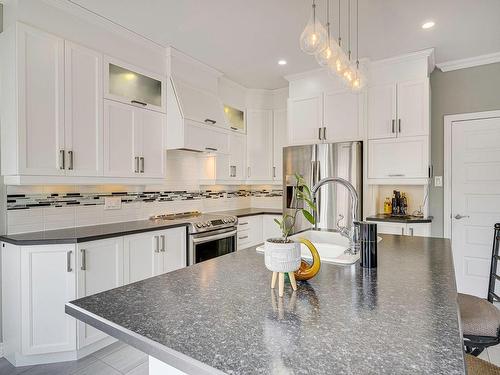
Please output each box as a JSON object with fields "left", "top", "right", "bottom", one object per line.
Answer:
{"left": 311, "top": 177, "right": 360, "bottom": 253}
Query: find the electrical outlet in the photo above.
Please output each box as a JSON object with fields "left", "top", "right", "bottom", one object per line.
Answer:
{"left": 434, "top": 176, "right": 443, "bottom": 187}
{"left": 104, "top": 196, "right": 122, "bottom": 210}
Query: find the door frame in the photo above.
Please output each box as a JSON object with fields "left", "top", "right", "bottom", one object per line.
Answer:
{"left": 443, "top": 109, "right": 500, "bottom": 239}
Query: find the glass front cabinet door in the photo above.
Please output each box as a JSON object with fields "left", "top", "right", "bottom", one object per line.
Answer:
{"left": 104, "top": 56, "right": 165, "bottom": 113}
{"left": 223, "top": 105, "right": 245, "bottom": 133}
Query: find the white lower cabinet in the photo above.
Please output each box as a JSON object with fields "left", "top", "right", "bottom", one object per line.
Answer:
{"left": 76, "top": 238, "right": 124, "bottom": 349}
{"left": 263, "top": 215, "right": 282, "bottom": 241}
{"left": 237, "top": 215, "right": 264, "bottom": 250}
{"left": 1, "top": 227, "right": 187, "bottom": 366}
{"left": 375, "top": 222, "right": 431, "bottom": 237}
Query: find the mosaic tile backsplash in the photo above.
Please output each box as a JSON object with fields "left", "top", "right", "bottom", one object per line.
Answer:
{"left": 7, "top": 189, "right": 283, "bottom": 210}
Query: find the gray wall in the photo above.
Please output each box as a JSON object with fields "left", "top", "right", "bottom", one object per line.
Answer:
{"left": 429, "top": 62, "right": 500, "bottom": 237}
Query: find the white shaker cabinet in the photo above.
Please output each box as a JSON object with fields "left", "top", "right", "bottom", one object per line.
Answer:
{"left": 76, "top": 238, "right": 124, "bottom": 349}
{"left": 367, "top": 84, "right": 397, "bottom": 139}
{"left": 287, "top": 94, "right": 323, "bottom": 145}
{"left": 64, "top": 41, "right": 103, "bottom": 177}
{"left": 20, "top": 245, "right": 77, "bottom": 355}
{"left": 246, "top": 109, "right": 273, "bottom": 181}
{"left": 273, "top": 109, "right": 287, "bottom": 182}
{"left": 376, "top": 222, "right": 431, "bottom": 237}
{"left": 368, "top": 136, "right": 429, "bottom": 180}
{"left": 215, "top": 132, "right": 246, "bottom": 182}
{"left": 183, "top": 121, "right": 229, "bottom": 154}
{"left": 161, "top": 227, "right": 187, "bottom": 273}
{"left": 137, "top": 109, "right": 166, "bottom": 178}
{"left": 323, "top": 89, "right": 362, "bottom": 142}
{"left": 13, "top": 23, "right": 65, "bottom": 176}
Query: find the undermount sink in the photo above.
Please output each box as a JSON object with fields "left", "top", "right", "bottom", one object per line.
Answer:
{"left": 290, "top": 230, "right": 383, "bottom": 265}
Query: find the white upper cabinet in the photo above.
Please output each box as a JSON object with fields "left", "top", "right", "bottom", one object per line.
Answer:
{"left": 16, "top": 23, "right": 65, "bottom": 176}
{"left": 183, "top": 121, "right": 229, "bottom": 154}
{"left": 104, "top": 56, "right": 165, "bottom": 113}
{"left": 368, "top": 79, "right": 429, "bottom": 140}
{"left": 288, "top": 94, "right": 323, "bottom": 145}
{"left": 273, "top": 108, "right": 287, "bottom": 181}
{"left": 247, "top": 109, "right": 274, "bottom": 181}
{"left": 368, "top": 83, "right": 397, "bottom": 139}
{"left": 224, "top": 105, "right": 245, "bottom": 133}
{"left": 397, "top": 79, "right": 429, "bottom": 137}
{"left": 64, "top": 41, "right": 103, "bottom": 177}
{"left": 216, "top": 132, "right": 246, "bottom": 182}
{"left": 323, "top": 89, "right": 362, "bottom": 142}
{"left": 136, "top": 109, "right": 166, "bottom": 178}
{"left": 174, "top": 79, "right": 226, "bottom": 128}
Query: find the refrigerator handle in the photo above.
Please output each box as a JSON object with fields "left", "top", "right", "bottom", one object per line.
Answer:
{"left": 316, "top": 160, "right": 321, "bottom": 227}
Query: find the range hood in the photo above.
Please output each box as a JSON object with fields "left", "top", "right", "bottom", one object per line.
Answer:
{"left": 166, "top": 77, "right": 229, "bottom": 153}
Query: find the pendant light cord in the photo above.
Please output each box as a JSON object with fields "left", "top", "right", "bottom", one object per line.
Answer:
{"left": 356, "top": 0, "right": 359, "bottom": 68}
{"left": 326, "top": 0, "right": 330, "bottom": 43}
{"left": 338, "top": 0, "right": 341, "bottom": 46}
{"left": 312, "top": 0, "right": 316, "bottom": 33}
{"left": 348, "top": 0, "right": 351, "bottom": 60}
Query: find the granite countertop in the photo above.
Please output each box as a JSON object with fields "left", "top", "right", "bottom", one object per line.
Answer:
{"left": 366, "top": 214, "right": 432, "bottom": 224}
{"left": 0, "top": 209, "right": 283, "bottom": 245}
{"left": 66, "top": 235, "right": 465, "bottom": 375}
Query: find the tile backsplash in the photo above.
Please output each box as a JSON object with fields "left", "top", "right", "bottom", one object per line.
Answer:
{"left": 6, "top": 188, "right": 283, "bottom": 234}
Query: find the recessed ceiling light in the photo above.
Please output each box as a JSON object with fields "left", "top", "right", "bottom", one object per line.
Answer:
{"left": 422, "top": 21, "right": 435, "bottom": 29}
{"left": 278, "top": 60, "right": 287, "bottom": 66}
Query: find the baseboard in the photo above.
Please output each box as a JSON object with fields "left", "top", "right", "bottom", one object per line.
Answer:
{"left": 0, "top": 342, "right": 4, "bottom": 358}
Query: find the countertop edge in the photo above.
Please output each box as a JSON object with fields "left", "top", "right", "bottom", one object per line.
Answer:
{"left": 65, "top": 303, "right": 225, "bottom": 375}
{"left": 365, "top": 216, "right": 432, "bottom": 224}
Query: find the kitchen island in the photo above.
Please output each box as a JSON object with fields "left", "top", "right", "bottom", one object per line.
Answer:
{"left": 66, "top": 234, "right": 466, "bottom": 374}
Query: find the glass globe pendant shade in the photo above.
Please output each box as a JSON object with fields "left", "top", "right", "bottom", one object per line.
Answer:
{"left": 352, "top": 69, "right": 366, "bottom": 91}
{"left": 299, "top": 13, "right": 327, "bottom": 55}
{"left": 329, "top": 50, "right": 348, "bottom": 75}
{"left": 343, "top": 63, "right": 356, "bottom": 83}
{"left": 315, "top": 40, "right": 339, "bottom": 67}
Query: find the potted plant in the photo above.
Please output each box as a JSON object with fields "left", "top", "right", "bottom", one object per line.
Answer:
{"left": 265, "top": 174, "right": 316, "bottom": 295}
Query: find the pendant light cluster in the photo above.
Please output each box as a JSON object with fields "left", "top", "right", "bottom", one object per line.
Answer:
{"left": 300, "top": 0, "right": 366, "bottom": 91}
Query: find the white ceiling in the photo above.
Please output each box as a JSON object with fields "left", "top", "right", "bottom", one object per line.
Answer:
{"left": 70, "top": 0, "right": 500, "bottom": 89}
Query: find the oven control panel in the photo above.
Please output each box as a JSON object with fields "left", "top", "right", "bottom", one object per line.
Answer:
{"left": 194, "top": 217, "right": 237, "bottom": 230}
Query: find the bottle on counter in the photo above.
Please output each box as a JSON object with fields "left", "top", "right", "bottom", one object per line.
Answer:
{"left": 401, "top": 193, "right": 408, "bottom": 216}
{"left": 384, "top": 197, "right": 392, "bottom": 214}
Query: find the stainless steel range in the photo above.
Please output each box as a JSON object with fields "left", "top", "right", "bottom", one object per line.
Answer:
{"left": 150, "top": 211, "right": 238, "bottom": 265}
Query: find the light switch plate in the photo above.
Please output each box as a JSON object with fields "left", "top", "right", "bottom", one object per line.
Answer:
{"left": 434, "top": 176, "right": 443, "bottom": 187}
{"left": 104, "top": 196, "right": 122, "bottom": 210}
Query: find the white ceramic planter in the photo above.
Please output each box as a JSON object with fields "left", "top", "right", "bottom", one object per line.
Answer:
{"left": 264, "top": 239, "right": 301, "bottom": 272}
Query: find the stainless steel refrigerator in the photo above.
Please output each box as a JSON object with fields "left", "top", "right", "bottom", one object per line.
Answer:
{"left": 283, "top": 142, "right": 363, "bottom": 233}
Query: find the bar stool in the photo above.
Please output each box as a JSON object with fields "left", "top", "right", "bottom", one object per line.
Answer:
{"left": 459, "top": 223, "right": 500, "bottom": 356}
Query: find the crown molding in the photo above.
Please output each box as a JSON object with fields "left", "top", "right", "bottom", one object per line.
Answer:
{"left": 166, "top": 46, "right": 223, "bottom": 78}
{"left": 436, "top": 52, "right": 500, "bottom": 72}
{"left": 370, "top": 48, "right": 435, "bottom": 67}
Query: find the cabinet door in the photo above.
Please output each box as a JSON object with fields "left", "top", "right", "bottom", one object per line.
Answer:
{"left": 64, "top": 41, "right": 103, "bottom": 177}
{"left": 161, "top": 227, "right": 187, "bottom": 274}
{"left": 367, "top": 84, "right": 397, "bottom": 139}
{"left": 324, "top": 90, "right": 360, "bottom": 142}
{"left": 397, "top": 79, "right": 429, "bottom": 137}
{"left": 20, "top": 245, "right": 76, "bottom": 355}
{"left": 376, "top": 222, "right": 406, "bottom": 236}
{"left": 247, "top": 109, "right": 273, "bottom": 181}
{"left": 288, "top": 95, "right": 323, "bottom": 144}
{"left": 137, "top": 109, "right": 166, "bottom": 178}
{"left": 123, "top": 231, "right": 161, "bottom": 283}
{"left": 184, "top": 122, "right": 229, "bottom": 154}
{"left": 238, "top": 215, "right": 264, "bottom": 247}
{"left": 273, "top": 109, "right": 287, "bottom": 181}
{"left": 77, "top": 238, "right": 123, "bottom": 349}
{"left": 368, "top": 136, "right": 429, "bottom": 179}
{"left": 229, "top": 132, "right": 246, "bottom": 180}
{"left": 406, "top": 223, "right": 431, "bottom": 237}
{"left": 17, "top": 24, "right": 65, "bottom": 175}
{"left": 262, "top": 215, "right": 283, "bottom": 241}
{"left": 103, "top": 100, "right": 138, "bottom": 177}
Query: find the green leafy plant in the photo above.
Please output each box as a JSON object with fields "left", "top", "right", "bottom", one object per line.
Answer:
{"left": 273, "top": 173, "right": 316, "bottom": 242}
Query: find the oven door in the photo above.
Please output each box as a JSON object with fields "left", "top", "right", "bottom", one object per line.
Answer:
{"left": 189, "top": 228, "right": 237, "bottom": 265}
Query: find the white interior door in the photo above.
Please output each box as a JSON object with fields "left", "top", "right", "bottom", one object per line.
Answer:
{"left": 452, "top": 116, "right": 500, "bottom": 297}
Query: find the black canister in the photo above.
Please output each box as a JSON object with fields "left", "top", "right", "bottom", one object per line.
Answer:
{"left": 359, "top": 222, "right": 378, "bottom": 268}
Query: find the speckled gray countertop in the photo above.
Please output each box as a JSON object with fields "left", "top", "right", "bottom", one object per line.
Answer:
{"left": 66, "top": 234, "right": 465, "bottom": 375}
{"left": 0, "top": 209, "right": 282, "bottom": 245}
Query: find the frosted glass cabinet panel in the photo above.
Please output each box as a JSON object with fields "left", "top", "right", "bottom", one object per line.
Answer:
{"left": 105, "top": 57, "right": 165, "bottom": 112}
{"left": 224, "top": 105, "right": 245, "bottom": 132}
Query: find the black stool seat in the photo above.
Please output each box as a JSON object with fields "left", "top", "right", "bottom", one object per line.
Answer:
{"left": 458, "top": 293, "right": 500, "bottom": 337}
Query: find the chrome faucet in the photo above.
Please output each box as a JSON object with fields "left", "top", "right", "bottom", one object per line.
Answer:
{"left": 311, "top": 177, "right": 360, "bottom": 254}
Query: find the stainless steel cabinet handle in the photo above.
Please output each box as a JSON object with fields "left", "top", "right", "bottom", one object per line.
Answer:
{"left": 239, "top": 235, "right": 249, "bottom": 240}
{"left": 204, "top": 119, "right": 216, "bottom": 125}
{"left": 66, "top": 250, "right": 72, "bottom": 272}
{"left": 454, "top": 214, "right": 470, "bottom": 220}
{"left": 247, "top": 167, "right": 251, "bottom": 178}
{"left": 205, "top": 147, "right": 218, "bottom": 152}
{"left": 323, "top": 127, "right": 327, "bottom": 140}
{"left": 388, "top": 174, "right": 405, "bottom": 177}
{"left": 398, "top": 119, "right": 401, "bottom": 133}
{"left": 68, "top": 151, "right": 74, "bottom": 170}
{"left": 239, "top": 222, "right": 249, "bottom": 226}
{"left": 392, "top": 119, "right": 395, "bottom": 134}
{"left": 318, "top": 127, "right": 322, "bottom": 140}
{"left": 154, "top": 236, "right": 160, "bottom": 253}
{"left": 131, "top": 100, "right": 147, "bottom": 106}
{"left": 134, "top": 157, "right": 139, "bottom": 173}
{"left": 230, "top": 127, "right": 238, "bottom": 131}
{"left": 273, "top": 166, "right": 276, "bottom": 178}
{"left": 60, "top": 150, "right": 65, "bottom": 170}
{"left": 409, "top": 228, "right": 414, "bottom": 236}
{"left": 80, "top": 249, "right": 86, "bottom": 270}
{"left": 140, "top": 157, "right": 145, "bottom": 173}
{"left": 161, "top": 235, "right": 166, "bottom": 252}
{"left": 401, "top": 228, "right": 404, "bottom": 236}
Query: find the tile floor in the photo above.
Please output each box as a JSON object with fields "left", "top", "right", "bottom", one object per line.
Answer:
{"left": 0, "top": 341, "right": 148, "bottom": 375}
{"left": 1, "top": 340, "right": 500, "bottom": 374}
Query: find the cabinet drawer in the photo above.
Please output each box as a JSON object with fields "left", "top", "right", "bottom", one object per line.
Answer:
{"left": 237, "top": 215, "right": 263, "bottom": 248}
